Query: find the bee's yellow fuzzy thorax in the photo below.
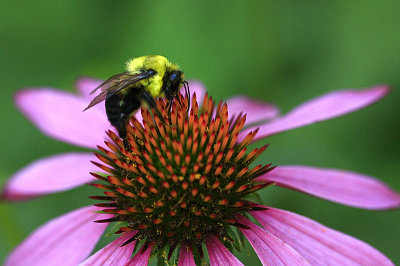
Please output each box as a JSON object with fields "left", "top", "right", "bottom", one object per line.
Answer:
{"left": 126, "top": 55, "right": 179, "bottom": 97}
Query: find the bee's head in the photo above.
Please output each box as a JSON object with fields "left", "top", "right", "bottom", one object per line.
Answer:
{"left": 163, "top": 70, "right": 190, "bottom": 116}
{"left": 164, "top": 70, "right": 184, "bottom": 99}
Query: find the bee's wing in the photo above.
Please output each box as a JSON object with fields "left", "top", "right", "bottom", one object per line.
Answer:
{"left": 83, "top": 70, "right": 155, "bottom": 111}
{"left": 83, "top": 90, "right": 109, "bottom": 111}
{"left": 88, "top": 72, "right": 130, "bottom": 95}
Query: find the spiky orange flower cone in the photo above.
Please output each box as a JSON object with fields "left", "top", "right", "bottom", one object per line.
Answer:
{"left": 90, "top": 92, "right": 274, "bottom": 259}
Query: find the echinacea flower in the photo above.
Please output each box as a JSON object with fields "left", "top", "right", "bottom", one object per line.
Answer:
{"left": 3, "top": 78, "right": 399, "bottom": 265}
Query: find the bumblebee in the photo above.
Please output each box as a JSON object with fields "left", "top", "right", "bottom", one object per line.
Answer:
{"left": 84, "top": 55, "right": 189, "bottom": 142}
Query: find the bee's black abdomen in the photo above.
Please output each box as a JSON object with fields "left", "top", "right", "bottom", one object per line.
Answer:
{"left": 105, "top": 91, "right": 141, "bottom": 139}
{"left": 105, "top": 95, "right": 120, "bottom": 122}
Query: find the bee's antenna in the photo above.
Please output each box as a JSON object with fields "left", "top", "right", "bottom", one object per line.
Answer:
{"left": 183, "top": 80, "right": 190, "bottom": 113}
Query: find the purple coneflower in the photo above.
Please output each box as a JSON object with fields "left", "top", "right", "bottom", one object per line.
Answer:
{"left": 3, "top": 78, "right": 399, "bottom": 265}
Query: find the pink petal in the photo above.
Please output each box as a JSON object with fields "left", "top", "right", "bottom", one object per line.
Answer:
{"left": 126, "top": 244, "right": 153, "bottom": 266}
{"left": 238, "top": 85, "right": 390, "bottom": 142}
{"left": 237, "top": 216, "right": 309, "bottom": 265}
{"left": 259, "top": 166, "right": 400, "bottom": 209}
{"left": 206, "top": 235, "right": 244, "bottom": 266}
{"left": 16, "top": 89, "right": 110, "bottom": 148}
{"left": 5, "top": 206, "right": 112, "bottom": 266}
{"left": 252, "top": 207, "right": 394, "bottom": 266}
{"left": 187, "top": 80, "right": 206, "bottom": 105}
{"left": 2, "top": 153, "right": 97, "bottom": 201}
{"left": 80, "top": 231, "right": 137, "bottom": 266}
{"left": 178, "top": 244, "right": 196, "bottom": 266}
{"left": 226, "top": 96, "right": 279, "bottom": 125}
{"left": 75, "top": 77, "right": 103, "bottom": 99}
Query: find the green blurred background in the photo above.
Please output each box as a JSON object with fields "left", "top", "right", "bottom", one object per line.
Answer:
{"left": 1, "top": 1, "right": 399, "bottom": 265}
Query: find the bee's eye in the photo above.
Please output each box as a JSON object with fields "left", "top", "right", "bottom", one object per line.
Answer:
{"left": 147, "top": 69, "right": 156, "bottom": 76}
{"left": 170, "top": 73, "right": 178, "bottom": 81}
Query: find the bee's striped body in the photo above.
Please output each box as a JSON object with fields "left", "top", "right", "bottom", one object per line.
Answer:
{"left": 84, "top": 55, "right": 188, "bottom": 141}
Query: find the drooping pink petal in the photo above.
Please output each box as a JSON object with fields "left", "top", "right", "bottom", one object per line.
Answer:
{"left": 238, "top": 85, "right": 390, "bottom": 142}
{"left": 206, "top": 235, "right": 244, "bottom": 266}
{"left": 15, "top": 89, "right": 110, "bottom": 148}
{"left": 259, "top": 166, "right": 400, "bottom": 210}
{"left": 226, "top": 96, "right": 279, "bottom": 125}
{"left": 5, "top": 206, "right": 112, "bottom": 266}
{"left": 252, "top": 207, "right": 394, "bottom": 266}
{"left": 237, "top": 216, "right": 309, "bottom": 265}
{"left": 80, "top": 231, "right": 137, "bottom": 266}
{"left": 126, "top": 244, "right": 153, "bottom": 266}
{"left": 1, "top": 153, "right": 97, "bottom": 201}
{"left": 75, "top": 77, "right": 103, "bottom": 99}
{"left": 178, "top": 244, "right": 196, "bottom": 266}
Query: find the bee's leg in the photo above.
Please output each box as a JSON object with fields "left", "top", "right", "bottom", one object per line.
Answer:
{"left": 115, "top": 118, "right": 131, "bottom": 151}
{"left": 106, "top": 95, "right": 131, "bottom": 150}
{"left": 123, "top": 139, "right": 130, "bottom": 151}
{"left": 116, "top": 120, "right": 127, "bottom": 139}
{"left": 166, "top": 100, "right": 173, "bottom": 124}
{"left": 121, "top": 133, "right": 131, "bottom": 152}
{"left": 141, "top": 91, "right": 167, "bottom": 125}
